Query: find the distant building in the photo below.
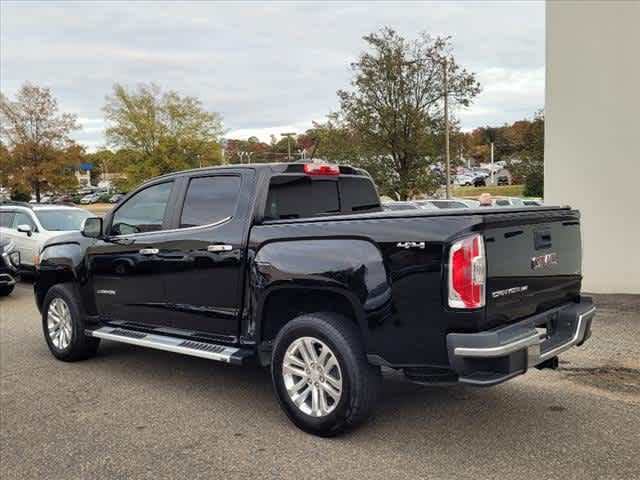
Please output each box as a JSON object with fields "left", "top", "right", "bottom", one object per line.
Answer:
{"left": 75, "top": 169, "right": 91, "bottom": 187}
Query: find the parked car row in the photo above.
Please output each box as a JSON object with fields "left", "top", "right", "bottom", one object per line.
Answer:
{"left": 23, "top": 190, "right": 126, "bottom": 206}
{"left": 382, "top": 196, "right": 541, "bottom": 212}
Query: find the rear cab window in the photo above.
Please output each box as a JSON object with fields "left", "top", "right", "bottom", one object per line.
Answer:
{"left": 264, "top": 166, "right": 380, "bottom": 220}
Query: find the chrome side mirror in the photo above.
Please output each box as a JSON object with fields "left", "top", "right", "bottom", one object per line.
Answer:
{"left": 17, "top": 224, "right": 33, "bottom": 236}
{"left": 81, "top": 217, "right": 103, "bottom": 238}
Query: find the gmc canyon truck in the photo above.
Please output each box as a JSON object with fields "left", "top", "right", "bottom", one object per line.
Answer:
{"left": 35, "top": 162, "right": 595, "bottom": 436}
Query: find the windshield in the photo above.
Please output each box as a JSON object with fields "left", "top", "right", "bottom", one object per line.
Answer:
{"left": 35, "top": 209, "right": 91, "bottom": 231}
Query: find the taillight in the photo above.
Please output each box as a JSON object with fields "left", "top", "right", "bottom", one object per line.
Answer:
{"left": 303, "top": 163, "right": 340, "bottom": 176}
{"left": 448, "top": 234, "right": 485, "bottom": 309}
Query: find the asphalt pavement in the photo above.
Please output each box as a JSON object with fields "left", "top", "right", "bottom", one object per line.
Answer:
{"left": 1, "top": 282, "right": 638, "bottom": 480}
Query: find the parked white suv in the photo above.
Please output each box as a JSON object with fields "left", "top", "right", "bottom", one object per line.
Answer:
{"left": 0, "top": 203, "right": 91, "bottom": 269}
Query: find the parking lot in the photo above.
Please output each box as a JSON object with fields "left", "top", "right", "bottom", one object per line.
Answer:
{"left": 1, "top": 282, "right": 638, "bottom": 480}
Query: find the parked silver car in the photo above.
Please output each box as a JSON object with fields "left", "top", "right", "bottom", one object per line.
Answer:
{"left": 0, "top": 203, "right": 91, "bottom": 269}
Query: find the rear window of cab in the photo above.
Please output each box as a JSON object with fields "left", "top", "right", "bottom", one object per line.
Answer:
{"left": 265, "top": 175, "right": 380, "bottom": 220}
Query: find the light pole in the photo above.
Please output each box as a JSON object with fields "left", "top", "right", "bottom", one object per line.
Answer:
{"left": 486, "top": 128, "right": 496, "bottom": 185}
{"left": 443, "top": 57, "right": 451, "bottom": 199}
{"left": 281, "top": 132, "right": 296, "bottom": 161}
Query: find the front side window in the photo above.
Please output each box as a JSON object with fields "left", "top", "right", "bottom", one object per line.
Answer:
{"left": 12, "top": 211, "right": 36, "bottom": 230}
{"left": 110, "top": 182, "right": 173, "bottom": 235}
{"left": 180, "top": 176, "right": 240, "bottom": 228}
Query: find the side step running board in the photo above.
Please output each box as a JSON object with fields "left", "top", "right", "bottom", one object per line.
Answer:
{"left": 86, "top": 327, "right": 253, "bottom": 365}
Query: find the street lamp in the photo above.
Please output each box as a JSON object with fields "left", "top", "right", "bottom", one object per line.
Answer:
{"left": 281, "top": 132, "right": 296, "bottom": 161}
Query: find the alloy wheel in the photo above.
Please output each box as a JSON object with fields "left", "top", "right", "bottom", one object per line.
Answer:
{"left": 47, "top": 298, "right": 72, "bottom": 350}
{"left": 282, "top": 336, "right": 343, "bottom": 417}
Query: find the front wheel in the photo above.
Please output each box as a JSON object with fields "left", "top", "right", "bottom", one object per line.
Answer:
{"left": 271, "top": 312, "right": 381, "bottom": 436}
{"left": 42, "top": 284, "right": 100, "bottom": 362}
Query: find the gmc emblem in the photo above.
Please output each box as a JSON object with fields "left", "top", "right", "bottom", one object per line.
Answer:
{"left": 531, "top": 252, "right": 558, "bottom": 270}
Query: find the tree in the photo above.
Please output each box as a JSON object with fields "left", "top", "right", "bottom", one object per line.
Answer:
{"left": 104, "top": 83, "right": 224, "bottom": 189}
{"left": 512, "top": 111, "right": 544, "bottom": 197}
{"left": 336, "top": 28, "right": 480, "bottom": 199}
{"left": 0, "top": 83, "right": 81, "bottom": 201}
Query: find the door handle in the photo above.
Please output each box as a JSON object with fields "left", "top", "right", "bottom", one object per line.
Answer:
{"left": 139, "top": 248, "right": 159, "bottom": 255}
{"left": 207, "top": 244, "right": 233, "bottom": 253}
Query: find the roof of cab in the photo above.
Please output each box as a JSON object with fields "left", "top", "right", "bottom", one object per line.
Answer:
{"left": 138, "top": 161, "right": 367, "bottom": 186}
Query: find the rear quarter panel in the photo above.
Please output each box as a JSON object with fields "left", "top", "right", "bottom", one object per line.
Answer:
{"left": 248, "top": 215, "right": 485, "bottom": 367}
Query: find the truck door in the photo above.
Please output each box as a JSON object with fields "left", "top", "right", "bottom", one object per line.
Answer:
{"left": 161, "top": 170, "right": 253, "bottom": 339}
{"left": 87, "top": 180, "right": 176, "bottom": 328}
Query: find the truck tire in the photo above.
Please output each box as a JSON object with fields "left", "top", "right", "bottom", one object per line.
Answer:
{"left": 42, "top": 283, "right": 100, "bottom": 362}
{"left": 271, "top": 312, "right": 381, "bottom": 436}
{"left": 0, "top": 285, "right": 14, "bottom": 296}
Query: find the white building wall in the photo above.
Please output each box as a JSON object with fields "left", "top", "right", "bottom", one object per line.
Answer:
{"left": 545, "top": 1, "right": 640, "bottom": 293}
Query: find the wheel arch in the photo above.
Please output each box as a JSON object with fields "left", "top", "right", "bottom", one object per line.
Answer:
{"left": 259, "top": 285, "right": 365, "bottom": 336}
{"left": 248, "top": 238, "right": 391, "bottom": 367}
{"left": 35, "top": 241, "right": 88, "bottom": 313}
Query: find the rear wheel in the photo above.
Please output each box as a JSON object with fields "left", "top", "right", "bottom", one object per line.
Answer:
{"left": 42, "top": 284, "right": 100, "bottom": 361}
{"left": 271, "top": 312, "right": 381, "bottom": 436}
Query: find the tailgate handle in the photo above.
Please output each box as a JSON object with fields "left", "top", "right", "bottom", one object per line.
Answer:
{"left": 534, "top": 230, "right": 552, "bottom": 250}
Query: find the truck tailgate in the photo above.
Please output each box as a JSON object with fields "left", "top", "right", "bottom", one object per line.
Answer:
{"left": 482, "top": 208, "right": 582, "bottom": 329}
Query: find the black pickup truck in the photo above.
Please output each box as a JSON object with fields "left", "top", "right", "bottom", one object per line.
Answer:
{"left": 35, "top": 162, "right": 595, "bottom": 436}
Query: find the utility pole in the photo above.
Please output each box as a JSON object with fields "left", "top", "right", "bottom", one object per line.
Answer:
{"left": 281, "top": 132, "right": 296, "bottom": 161}
{"left": 486, "top": 128, "right": 496, "bottom": 185}
{"left": 443, "top": 57, "right": 451, "bottom": 199}
{"left": 490, "top": 141, "right": 495, "bottom": 184}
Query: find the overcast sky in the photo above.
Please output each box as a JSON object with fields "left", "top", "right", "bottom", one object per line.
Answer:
{"left": 1, "top": 1, "right": 545, "bottom": 150}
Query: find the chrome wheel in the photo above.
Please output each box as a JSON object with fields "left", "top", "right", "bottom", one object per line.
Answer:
{"left": 282, "top": 336, "right": 343, "bottom": 417}
{"left": 47, "top": 298, "right": 72, "bottom": 350}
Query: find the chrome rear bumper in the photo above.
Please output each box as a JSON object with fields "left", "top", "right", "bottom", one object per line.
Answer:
{"left": 447, "top": 297, "right": 595, "bottom": 386}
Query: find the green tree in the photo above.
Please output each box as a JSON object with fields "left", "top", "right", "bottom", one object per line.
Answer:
{"left": 104, "top": 83, "right": 224, "bottom": 189}
{"left": 517, "top": 111, "right": 544, "bottom": 197}
{"left": 0, "top": 83, "right": 81, "bottom": 201}
{"left": 336, "top": 28, "right": 480, "bottom": 199}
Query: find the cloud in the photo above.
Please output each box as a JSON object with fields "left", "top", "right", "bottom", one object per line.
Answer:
{"left": 1, "top": 1, "right": 544, "bottom": 146}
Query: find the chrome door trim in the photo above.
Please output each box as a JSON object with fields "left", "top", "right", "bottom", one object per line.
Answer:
{"left": 108, "top": 216, "right": 232, "bottom": 240}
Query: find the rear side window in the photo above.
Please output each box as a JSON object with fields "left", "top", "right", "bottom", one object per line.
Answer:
{"left": 339, "top": 177, "right": 380, "bottom": 213}
{"left": 180, "top": 176, "right": 240, "bottom": 228}
{"left": 265, "top": 175, "right": 380, "bottom": 220}
{"left": 0, "top": 211, "right": 15, "bottom": 228}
